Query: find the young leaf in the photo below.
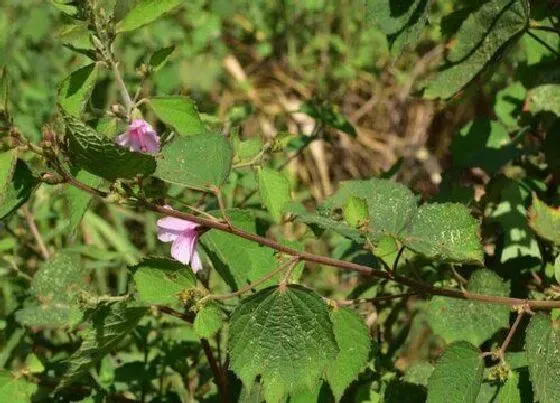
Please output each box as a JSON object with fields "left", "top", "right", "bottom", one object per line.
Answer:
{"left": 325, "top": 308, "right": 371, "bottom": 401}
{"left": 133, "top": 257, "right": 196, "bottom": 305}
{"left": 149, "top": 45, "right": 175, "bottom": 72}
{"left": 148, "top": 96, "right": 204, "bottom": 136}
{"left": 425, "top": 270, "right": 510, "bottom": 346}
{"left": 229, "top": 285, "right": 338, "bottom": 402}
{"left": 528, "top": 194, "right": 560, "bottom": 246}
{"left": 58, "top": 303, "right": 148, "bottom": 389}
{"left": 0, "top": 159, "right": 38, "bottom": 220}
{"left": 0, "top": 372, "right": 37, "bottom": 401}
{"left": 116, "top": 0, "right": 184, "bottom": 33}
{"left": 401, "top": 203, "right": 483, "bottom": 264}
{"left": 426, "top": 342, "right": 483, "bottom": 403}
{"left": 193, "top": 303, "right": 223, "bottom": 339}
{"left": 63, "top": 113, "right": 156, "bottom": 179}
{"left": 58, "top": 63, "right": 99, "bottom": 117}
{"left": 257, "top": 167, "right": 291, "bottom": 223}
{"left": 423, "top": 0, "right": 528, "bottom": 99}
{"left": 526, "top": 314, "right": 560, "bottom": 403}
{"left": 155, "top": 133, "right": 232, "bottom": 191}
{"left": 368, "top": 0, "right": 430, "bottom": 55}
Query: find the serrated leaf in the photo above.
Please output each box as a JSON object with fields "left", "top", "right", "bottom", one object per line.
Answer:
{"left": 193, "top": 303, "right": 223, "bottom": 339}
{"left": 427, "top": 341, "right": 483, "bottom": 403}
{"left": 257, "top": 167, "right": 291, "bottom": 223}
{"left": 149, "top": 45, "right": 175, "bottom": 72}
{"left": 423, "top": 0, "right": 528, "bottom": 99}
{"left": 401, "top": 203, "right": 483, "bottom": 264}
{"left": 229, "top": 285, "right": 338, "bottom": 402}
{"left": 155, "top": 134, "right": 232, "bottom": 191}
{"left": 525, "top": 314, "right": 560, "bottom": 403}
{"left": 58, "top": 303, "right": 147, "bottom": 389}
{"left": 15, "top": 305, "right": 83, "bottom": 328}
{"left": 149, "top": 96, "right": 204, "bottom": 136}
{"left": 63, "top": 113, "right": 156, "bottom": 179}
{"left": 451, "top": 119, "right": 521, "bottom": 174}
{"left": 64, "top": 170, "right": 102, "bottom": 235}
{"left": 133, "top": 257, "right": 196, "bottom": 305}
{"left": 116, "top": 0, "right": 184, "bottom": 33}
{"left": 0, "top": 372, "right": 37, "bottom": 401}
{"left": 0, "top": 159, "right": 38, "bottom": 220}
{"left": 31, "top": 251, "right": 89, "bottom": 304}
{"left": 528, "top": 194, "right": 560, "bottom": 246}
{"left": 323, "top": 178, "right": 417, "bottom": 241}
{"left": 58, "top": 63, "right": 99, "bottom": 117}
{"left": 368, "top": 0, "right": 430, "bottom": 55}
{"left": 425, "top": 270, "right": 510, "bottom": 346}
{"left": 325, "top": 308, "right": 371, "bottom": 400}
{"left": 527, "top": 84, "right": 560, "bottom": 116}
{"left": 200, "top": 210, "right": 277, "bottom": 290}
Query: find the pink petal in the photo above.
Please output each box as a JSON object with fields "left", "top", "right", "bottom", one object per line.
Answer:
{"left": 115, "top": 132, "right": 130, "bottom": 147}
{"left": 141, "top": 128, "right": 160, "bottom": 154}
{"left": 157, "top": 217, "right": 199, "bottom": 233}
{"left": 170, "top": 233, "right": 197, "bottom": 266}
{"left": 157, "top": 226, "right": 182, "bottom": 242}
{"left": 191, "top": 250, "right": 203, "bottom": 272}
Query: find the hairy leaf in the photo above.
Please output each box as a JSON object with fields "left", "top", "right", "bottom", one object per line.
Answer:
{"left": 257, "top": 167, "right": 291, "bottom": 223}
{"left": 133, "top": 257, "right": 196, "bottom": 305}
{"left": 426, "top": 342, "right": 483, "bottom": 403}
{"left": 149, "top": 96, "right": 204, "bottom": 136}
{"left": 528, "top": 194, "right": 560, "bottom": 246}
{"left": 526, "top": 314, "right": 560, "bottom": 403}
{"left": 527, "top": 84, "right": 560, "bottom": 116}
{"left": 58, "top": 63, "right": 99, "bottom": 117}
{"left": 426, "top": 270, "right": 510, "bottom": 346}
{"left": 16, "top": 305, "right": 83, "bottom": 328}
{"left": 64, "top": 114, "right": 156, "bottom": 179}
{"left": 423, "top": 0, "right": 528, "bottom": 99}
{"left": 193, "top": 303, "right": 223, "bottom": 339}
{"left": 229, "top": 285, "right": 338, "bottom": 402}
{"left": 116, "top": 0, "right": 184, "bottom": 33}
{"left": 155, "top": 134, "right": 232, "bottom": 191}
{"left": 0, "top": 159, "right": 38, "bottom": 220}
{"left": 325, "top": 308, "right": 371, "bottom": 400}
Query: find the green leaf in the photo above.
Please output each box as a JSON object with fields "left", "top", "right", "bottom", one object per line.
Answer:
{"left": 423, "top": 0, "right": 528, "bottom": 99}
{"left": 64, "top": 170, "right": 102, "bottom": 235}
{"left": 133, "top": 257, "right": 196, "bottom": 305}
{"left": 149, "top": 45, "right": 175, "bottom": 72}
{"left": 425, "top": 270, "right": 510, "bottom": 346}
{"left": 229, "top": 285, "right": 338, "bottom": 402}
{"left": 0, "top": 159, "right": 38, "bottom": 220}
{"left": 0, "top": 372, "right": 37, "bottom": 401}
{"left": 342, "top": 196, "right": 369, "bottom": 228}
{"left": 300, "top": 101, "right": 357, "bottom": 137}
{"left": 63, "top": 113, "right": 156, "bottom": 179}
{"left": 496, "top": 371, "right": 522, "bottom": 403}
{"left": 58, "top": 303, "right": 148, "bottom": 389}
{"left": 193, "top": 303, "right": 223, "bottom": 339}
{"left": 368, "top": 0, "right": 430, "bottom": 55}
{"left": 257, "top": 167, "right": 291, "bottom": 223}
{"left": 325, "top": 308, "right": 371, "bottom": 400}
{"left": 25, "top": 353, "right": 45, "bottom": 374}
{"left": 494, "top": 82, "right": 527, "bottom": 128}
{"left": 16, "top": 305, "right": 83, "bottom": 328}
{"left": 323, "top": 178, "right": 417, "bottom": 241}
{"left": 528, "top": 194, "right": 560, "bottom": 246}
{"left": 401, "top": 203, "right": 483, "bottom": 264}
{"left": 525, "top": 314, "right": 560, "bottom": 403}
{"left": 116, "top": 0, "right": 184, "bottom": 33}
{"left": 31, "top": 251, "right": 89, "bottom": 304}
{"left": 527, "top": 84, "right": 560, "bottom": 116}
{"left": 58, "top": 63, "right": 99, "bottom": 117}
{"left": 201, "top": 210, "right": 277, "bottom": 290}
{"left": 0, "top": 150, "right": 17, "bottom": 197}
{"left": 426, "top": 342, "right": 483, "bottom": 403}
{"left": 451, "top": 119, "right": 521, "bottom": 174}
{"left": 155, "top": 134, "right": 232, "bottom": 191}
{"left": 149, "top": 96, "right": 204, "bottom": 136}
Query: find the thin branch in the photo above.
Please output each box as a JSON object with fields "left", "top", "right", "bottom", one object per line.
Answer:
{"left": 22, "top": 204, "right": 50, "bottom": 260}
{"left": 61, "top": 173, "right": 560, "bottom": 310}
{"left": 498, "top": 306, "right": 528, "bottom": 362}
{"left": 111, "top": 61, "right": 133, "bottom": 117}
{"left": 333, "top": 292, "right": 418, "bottom": 307}
{"left": 528, "top": 23, "right": 560, "bottom": 34}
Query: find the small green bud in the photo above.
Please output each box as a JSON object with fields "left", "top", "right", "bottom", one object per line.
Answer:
{"left": 343, "top": 196, "right": 369, "bottom": 228}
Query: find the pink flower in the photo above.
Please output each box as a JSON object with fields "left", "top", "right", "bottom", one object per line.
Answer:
{"left": 156, "top": 207, "right": 203, "bottom": 272}
{"left": 115, "top": 119, "right": 160, "bottom": 154}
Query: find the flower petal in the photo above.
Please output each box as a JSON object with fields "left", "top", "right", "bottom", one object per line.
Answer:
{"left": 191, "top": 250, "right": 203, "bottom": 273}
{"left": 115, "top": 132, "right": 130, "bottom": 147}
{"left": 170, "top": 234, "right": 196, "bottom": 266}
{"left": 157, "top": 217, "right": 199, "bottom": 232}
{"left": 157, "top": 226, "right": 181, "bottom": 242}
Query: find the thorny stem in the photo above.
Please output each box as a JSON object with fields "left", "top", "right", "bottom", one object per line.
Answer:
{"left": 21, "top": 204, "right": 50, "bottom": 260}
{"left": 56, "top": 169, "right": 560, "bottom": 310}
